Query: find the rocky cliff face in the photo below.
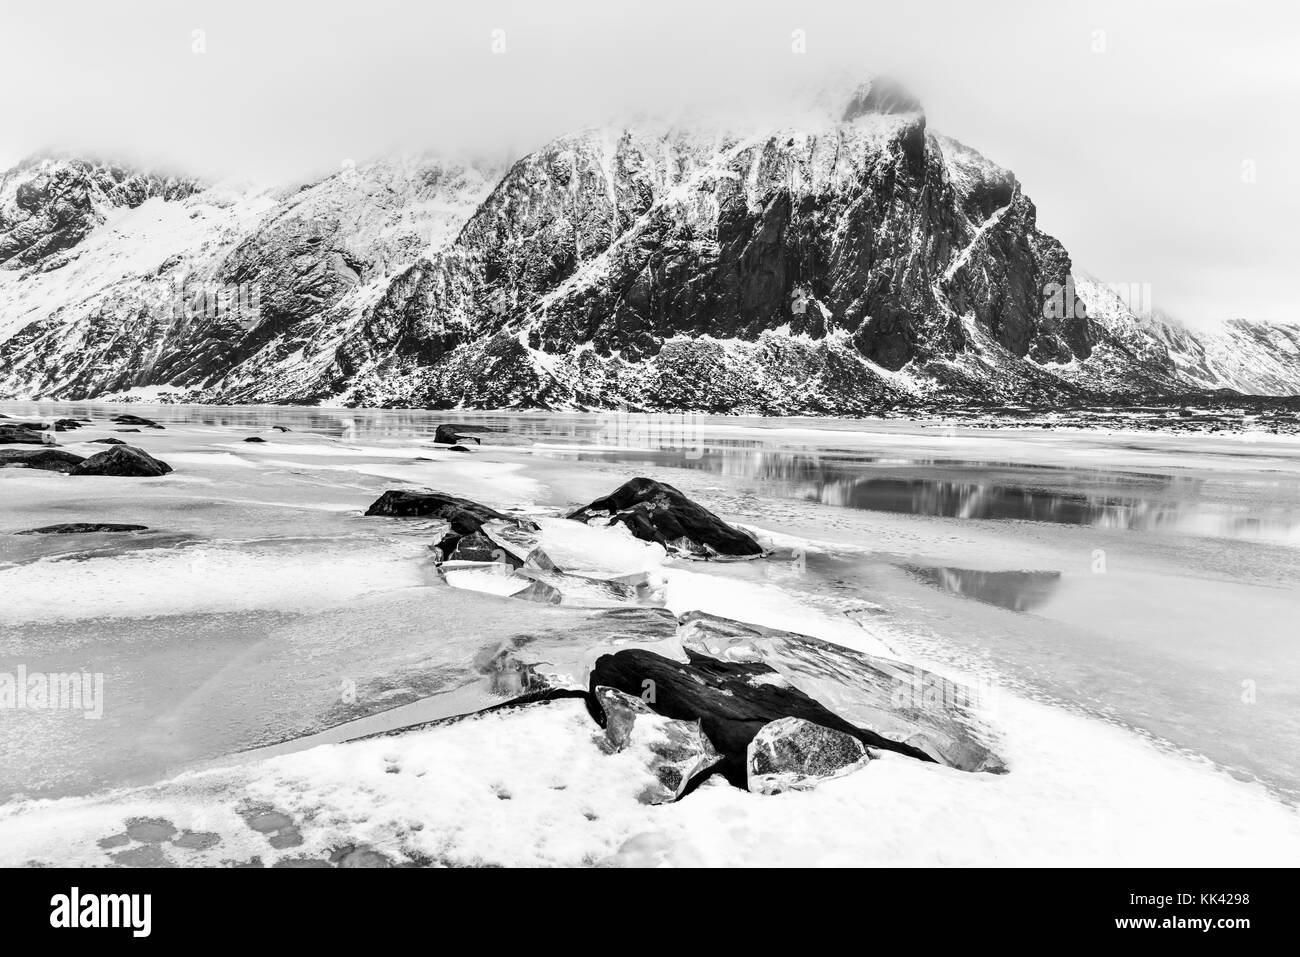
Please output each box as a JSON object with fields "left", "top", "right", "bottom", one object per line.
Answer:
{"left": 340, "top": 83, "right": 1111, "bottom": 411}
{"left": 1071, "top": 274, "right": 1300, "bottom": 397}
{"left": 0, "top": 155, "right": 495, "bottom": 401}
{"left": 0, "top": 81, "right": 1296, "bottom": 409}
{"left": 0, "top": 155, "right": 199, "bottom": 270}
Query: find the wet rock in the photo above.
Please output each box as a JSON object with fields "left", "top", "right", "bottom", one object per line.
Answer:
{"left": 110, "top": 413, "right": 164, "bottom": 429}
{"left": 0, "top": 448, "right": 84, "bottom": 472}
{"left": 433, "top": 423, "right": 499, "bottom": 445}
{"left": 53, "top": 418, "right": 82, "bottom": 431}
{"left": 0, "top": 425, "right": 50, "bottom": 445}
{"left": 747, "top": 717, "right": 870, "bottom": 795}
{"left": 449, "top": 444, "right": 471, "bottom": 452}
{"left": 88, "top": 437, "right": 127, "bottom": 445}
{"left": 437, "top": 527, "right": 508, "bottom": 564}
{"left": 365, "top": 489, "right": 529, "bottom": 526}
{"left": 243, "top": 436, "right": 266, "bottom": 443}
{"left": 17, "top": 523, "right": 148, "bottom": 534}
{"left": 366, "top": 490, "right": 546, "bottom": 575}
{"left": 678, "top": 611, "right": 1005, "bottom": 773}
{"left": 589, "top": 647, "right": 933, "bottom": 787}
{"left": 70, "top": 445, "right": 173, "bottom": 477}
{"left": 437, "top": 518, "right": 548, "bottom": 566}
{"left": 272, "top": 425, "right": 291, "bottom": 432}
{"left": 593, "top": 686, "right": 721, "bottom": 803}
{"left": 435, "top": 524, "right": 536, "bottom": 567}
{"left": 568, "top": 477, "right": 762, "bottom": 559}
{"left": 115, "top": 428, "right": 142, "bottom": 433}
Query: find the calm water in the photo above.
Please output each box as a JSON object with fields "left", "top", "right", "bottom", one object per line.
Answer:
{"left": 4, "top": 402, "right": 1300, "bottom": 803}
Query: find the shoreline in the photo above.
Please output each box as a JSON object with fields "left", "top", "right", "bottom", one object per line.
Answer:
{"left": 3, "top": 402, "right": 1299, "bottom": 865}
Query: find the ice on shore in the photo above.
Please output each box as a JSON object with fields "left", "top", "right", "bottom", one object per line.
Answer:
{"left": 1, "top": 539, "right": 435, "bottom": 622}
{"left": 5, "top": 401, "right": 1300, "bottom": 866}
{"left": 2, "top": 691, "right": 1299, "bottom": 868}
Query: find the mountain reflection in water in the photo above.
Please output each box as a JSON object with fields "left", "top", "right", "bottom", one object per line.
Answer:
{"left": 550, "top": 445, "right": 1300, "bottom": 543}
{"left": 906, "top": 566, "right": 1063, "bottom": 612}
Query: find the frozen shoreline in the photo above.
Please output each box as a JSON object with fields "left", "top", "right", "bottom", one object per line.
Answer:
{"left": 3, "top": 402, "right": 1299, "bottom": 865}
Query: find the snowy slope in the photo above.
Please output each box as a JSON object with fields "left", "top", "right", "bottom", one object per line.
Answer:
{"left": 1074, "top": 273, "right": 1300, "bottom": 397}
{"left": 0, "top": 154, "right": 497, "bottom": 402}
{"left": 1, "top": 82, "right": 1297, "bottom": 408}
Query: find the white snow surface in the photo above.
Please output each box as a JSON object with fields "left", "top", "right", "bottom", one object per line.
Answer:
{"left": 1, "top": 690, "right": 1297, "bottom": 867}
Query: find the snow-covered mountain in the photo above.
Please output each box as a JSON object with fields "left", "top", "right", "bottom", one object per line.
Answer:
{"left": 1073, "top": 275, "right": 1300, "bottom": 397}
{"left": 0, "top": 153, "right": 497, "bottom": 402}
{"left": 1, "top": 80, "right": 1296, "bottom": 409}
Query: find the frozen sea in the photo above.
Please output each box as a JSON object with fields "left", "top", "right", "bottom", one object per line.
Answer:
{"left": 2, "top": 402, "right": 1299, "bottom": 866}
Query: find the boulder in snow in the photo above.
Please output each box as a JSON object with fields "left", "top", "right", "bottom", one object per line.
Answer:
{"left": 0, "top": 425, "right": 50, "bottom": 445}
{"left": 70, "top": 445, "right": 173, "bottom": 477}
{"left": 568, "top": 477, "right": 762, "bottom": 559}
{"left": 0, "top": 448, "right": 84, "bottom": 472}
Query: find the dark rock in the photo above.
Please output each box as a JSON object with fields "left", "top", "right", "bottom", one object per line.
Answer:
{"left": 568, "top": 477, "right": 762, "bottom": 559}
{"left": 433, "top": 423, "right": 496, "bottom": 445}
{"left": 0, "top": 425, "right": 50, "bottom": 444}
{"left": 110, "top": 414, "right": 164, "bottom": 429}
{"left": 87, "top": 437, "right": 127, "bottom": 445}
{"left": 70, "top": 445, "right": 173, "bottom": 477}
{"left": 679, "top": 611, "right": 1005, "bottom": 773}
{"left": 448, "top": 444, "right": 470, "bottom": 452}
{"left": 367, "top": 489, "right": 546, "bottom": 570}
{"left": 243, "top": 436, "right": 266, "bottom": 443}
{"left": 0, "top": 448, "right": 85, "bottom": 472}
{"left": 53, "top": 418, "right": 81, "bottom": 430}
{"left": 593, "top": 686, "right": 721, "bottom": 803}
{"left": 115, "top": 428, "right": 141, "bottom": 433}
{"left": 272, "top": 425, "right": 291, "bottom": 432}
{"left": 747, "top": 717, "right": 870, "bottom": 794}
{"left": 588, "top": 647, "right": 934, "bottom": 788}
{"left": 438, "top": 517, "right": 552, "bottom": 569}
{"left": 436, "top": 527, "right": 520, "bottom": 566}
{"left": 17, "top": 523, "right": 148, "bottom": 534}
{"left": 364, "top": 489, "right": 530, "bottom": 528}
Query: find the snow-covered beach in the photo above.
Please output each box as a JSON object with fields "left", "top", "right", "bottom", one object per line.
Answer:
{"left": 3, "top": 403, "right": 1299, "bottom": 866}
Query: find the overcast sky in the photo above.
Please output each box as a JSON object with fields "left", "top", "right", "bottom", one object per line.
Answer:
{"left": 1, "top": 0, "right": 1296, "bottom": 325}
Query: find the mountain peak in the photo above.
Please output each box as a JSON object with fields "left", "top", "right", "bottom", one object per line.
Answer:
{"left": 842, "top": 77, "right": 923, "bottom": 122}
